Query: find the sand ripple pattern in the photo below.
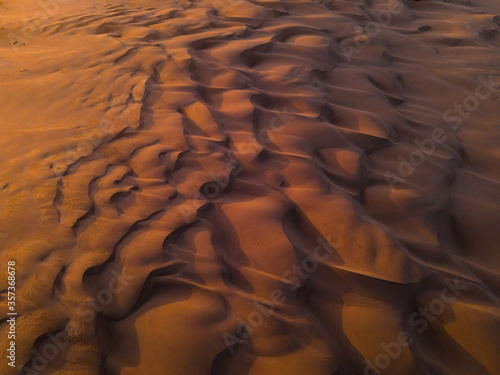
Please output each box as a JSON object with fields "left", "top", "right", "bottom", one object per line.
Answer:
{"left": 1, "top": 0, "right": 500, "bottom": 374}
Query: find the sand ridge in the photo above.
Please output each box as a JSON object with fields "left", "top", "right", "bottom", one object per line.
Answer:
{"left": 0, "top": 0, "right": 500, "bottom": 374}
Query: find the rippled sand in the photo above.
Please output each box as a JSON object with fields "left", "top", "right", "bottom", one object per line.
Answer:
{"left": 1, "top": 0, "right": 500, "bottom": 374}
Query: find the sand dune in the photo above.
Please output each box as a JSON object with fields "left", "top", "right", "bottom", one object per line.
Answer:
{"left": 1, "top": 0, "right": 500, "bottom": 374}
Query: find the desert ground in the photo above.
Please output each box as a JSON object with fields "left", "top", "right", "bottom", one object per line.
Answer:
{"left": 1, "top": 0, "right": 500, "bottom": 374}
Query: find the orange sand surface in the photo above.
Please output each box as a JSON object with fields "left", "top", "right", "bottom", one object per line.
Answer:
{"left": 1, "top": 0, "right": 500, "bottom": 374}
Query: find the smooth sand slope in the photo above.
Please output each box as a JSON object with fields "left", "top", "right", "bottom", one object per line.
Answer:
{"left": 0, "top": 0, "right": 500, "bottom": 374}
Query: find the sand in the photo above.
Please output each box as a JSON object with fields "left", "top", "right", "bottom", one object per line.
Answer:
{"left": 0, "top": 0, "right": 499, "bottom": 374}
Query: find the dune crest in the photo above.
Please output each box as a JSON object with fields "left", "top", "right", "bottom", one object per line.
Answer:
{"left": 1, "top": 0, "right": 500, "bottom": 374}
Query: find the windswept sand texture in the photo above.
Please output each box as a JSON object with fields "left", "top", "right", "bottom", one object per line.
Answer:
{"left": 1, "top": 0, "right": 500, "bottom": 374}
